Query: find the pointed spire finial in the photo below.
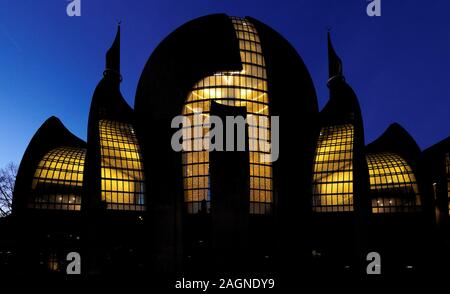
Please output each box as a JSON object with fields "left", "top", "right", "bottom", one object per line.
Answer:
{"left": 327, "top": 31, "right": 344, "bottom": 82}
{"left": 105, "top": 23, "right": 121, "bottom": 80}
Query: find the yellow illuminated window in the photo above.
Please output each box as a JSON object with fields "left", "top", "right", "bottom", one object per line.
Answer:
{"left": 312, "top": 124, "right": 354, "bottom": 212}
{"left": 48, "top": 253, "right": 59, "bottom": 272}
{"left": 367, "top": 152, "right": 420, "bottom": 213}
{"left": 30, "top": 147, "right": 85, "bottom": 210}
{"left": 182, "top": 17, "right": 272, "bottom": 214}
{"left": 99, "top": 120, "right": 145, "bottom": 211}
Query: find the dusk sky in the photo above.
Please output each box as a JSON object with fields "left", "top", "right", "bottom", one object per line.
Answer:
{"left": 0, "top": 0, "right": 449, "bottom": 167}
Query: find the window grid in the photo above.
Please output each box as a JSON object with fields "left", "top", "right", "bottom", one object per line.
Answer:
{"left": 182, "top": 17, "right": 273, "bottom": 215}
{"left": 312, "top": 124, "right": 354, "bottom": 213}
{"left": 99, "top": 120, "right": 145, "bottom": 211}
{"left": 367, "top": 152, "right": 421, "bottom": 213}
{"left": 30, "top": 147, "right": 86, "bottom": 210}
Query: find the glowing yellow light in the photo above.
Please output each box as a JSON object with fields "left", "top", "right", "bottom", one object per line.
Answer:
{"left": 367, "top": 152, "right": 420, "bottom": 213}
{"left": 312, "top": 124, "right": 354, "bottom": 212}
{"left": 30, "top": 147, "right": 85, "bottom": 211}
{"left": 99, "top": 120, "right": 145, "bottom": 211}
{"left": 182, "top": 17, "right": 272, "bottom": 215}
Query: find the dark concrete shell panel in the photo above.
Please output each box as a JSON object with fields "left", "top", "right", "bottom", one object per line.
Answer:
{"left": 134, "top": 13, "right": 319, "bottom": 273}
{"left": 247, "top": 16, "right": 319, "bottom": 271}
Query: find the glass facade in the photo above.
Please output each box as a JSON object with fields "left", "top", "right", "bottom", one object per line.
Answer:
{"left": 312, "top": 124, "right": 354, "bottom": 212}
{"left": 182, "top": 17, "right": 272, "bottom": 214}
{"left": 47, "top": 253, "right": 59, "bottom": 272}
{"left": 99, "top": 120, "right": 145, "bottom": 211}
{"left": 366, "top": 152, "right": 420, "bottom": 213}
{"left": 30, "top": 147, "right": 85, "bottom": 210}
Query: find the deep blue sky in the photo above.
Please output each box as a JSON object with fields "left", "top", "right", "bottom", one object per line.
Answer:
{"left": 0, "top": 0, "right": 449, "bottom": 167}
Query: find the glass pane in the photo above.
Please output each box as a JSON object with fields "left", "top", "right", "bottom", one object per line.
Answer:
{"left": 367, "top": 152, "right": 420, "bottom": 213}
{"left": 312, "top": 124, "right": 354, "bottom": 212}
{"left": 30, "top": 147, "right": 86, "bottom": 211}
{"left": 99, "top": 120, "right": 146, "bottom": 211}
{"left": 182, "top": 17, "right": 272, "bottom": 215}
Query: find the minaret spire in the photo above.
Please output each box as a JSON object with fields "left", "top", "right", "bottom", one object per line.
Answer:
{"left": 327, "top": 31, "right": 344, "bottom": 83}
{"left": 104, "top": 22, "right": 121, "bottom": 80}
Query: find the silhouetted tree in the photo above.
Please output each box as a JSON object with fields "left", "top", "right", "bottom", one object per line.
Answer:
{"left": 0, "top": 162, "right": 17, "bottom": 217}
